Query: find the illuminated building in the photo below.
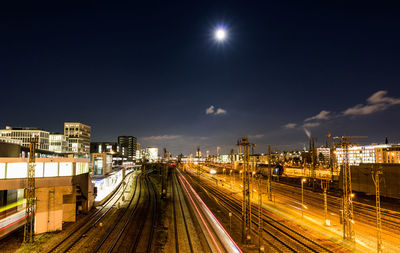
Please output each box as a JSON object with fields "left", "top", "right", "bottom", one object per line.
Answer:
{"left": 118, "top": 136, "right": 137, "bottom": 160}
{"left": 49, "top": 133, "right": 69, "bottom": 153}
{"left": 90, "top": 142, "right": 120, "bottom": 154}
{"left": 90, "top": 142, "right": 126, "bottom": 166}
{"left": 335, "top": 144, "right": 389, "bottom": 166}
{"left": 64, "top": 122, "right": 91, "bottom": 154}
{"left": 0, "top": 157, "right": 89, "bottom": 179}
{"left": 90, "top": 153, "right": 113, "bottom": 176}
{"left": 145, "top": 147, "right": 158, "bottom": 162}
{"left": 0, "top": 126, "right": 49, "bottom": 150}
{"left": 136, "top": 149, "right": 142, "bottom": 160}
{"left": 375, "top": 146, "right": 400, "bottom": 164}
{"left": 316, "top": 147, "right": 330, "bottom": 162}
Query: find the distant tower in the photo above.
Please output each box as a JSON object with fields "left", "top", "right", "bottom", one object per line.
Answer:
{"left": 196, "top": 146, "right": 201, "bottom": 158}
{"left": 385, "top": 137, "right": 388, "bottom": 144}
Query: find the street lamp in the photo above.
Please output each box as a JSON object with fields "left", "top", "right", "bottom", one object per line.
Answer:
{"left": 301, "top": 178, "right": 306, "bottom": 217}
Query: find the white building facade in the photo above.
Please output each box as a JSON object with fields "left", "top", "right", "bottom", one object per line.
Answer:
{"left": 335, "top": 144, "right": 389, "bottom": 166}
{"left": 0, "top": 126, "right": 49, "bottom": 150}
{"left": 64, "top": 122, "right": 91, "bottom": 154}
{"left": 49, "top": 133, "right": 69, "bottom": 153}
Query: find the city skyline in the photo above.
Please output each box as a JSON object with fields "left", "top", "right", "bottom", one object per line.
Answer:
{"left": 2, "top": 1, "right": 400, "bottom": 155}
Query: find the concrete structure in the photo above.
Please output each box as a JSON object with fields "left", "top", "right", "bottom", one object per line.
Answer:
{"left": 339, "top": 163, "right": 400, "bottom": 199}
{"left": 0, "top": 140, "right": 65, "bottom": 159}
{"left": 118, "top": 136, "right": 136, "bottom": 160}
{"left": 64, "top": 122, "right": 91, "bottom": 154}
{"left": 0, "top": 140, "right": 21, "bottom": 157}
{"left": 0, "top": 158, "right": 93, "bottom": 234}
{"left": 0, "top": 126, "right": 50, "bottom": 150}
{"left": 49, "top": 133, "right": 69, "bottom": 153}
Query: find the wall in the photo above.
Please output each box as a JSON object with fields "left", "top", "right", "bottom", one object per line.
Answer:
{"left": 0, "top": 143, "right": 21, "bottom": 157}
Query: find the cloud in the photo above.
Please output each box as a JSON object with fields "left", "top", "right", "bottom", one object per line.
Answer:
{"left": 283, "top": 90, "right": 400, "bottom": 137}
{"left": 206, "top": 105, "right": 215, "bottom": 114}
{"left": 343, "top": 104, "right": 386, "bottom": 116}
{"left": 206, "top": 105, "right": 227, "bottom": 115}
{"left": 215, "top": 108, "right": 227, "bottom": 115}
{"left": 367, "top": 90, "right": 400, "bottom": 104}
{"left": 303, "top": 122, "right": 320, "bottom": 128}
{"left": 142, "top": 135, "right": 181, "bottom": 141}
{"left": 283, "top": 123, "right": 297, "bottom": 129}
{"left": 248, "top": 134, "right": 264, "bottom": 139}
{"left": 343, "top": 90, "right": 400, "bottom": 116}
{"left": 304, "top": 110, "right": 330, "bottom": 122}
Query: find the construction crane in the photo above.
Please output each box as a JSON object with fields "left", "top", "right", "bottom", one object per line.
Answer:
{"left": 24, "top": 136, "right": 38, "bottom": 243}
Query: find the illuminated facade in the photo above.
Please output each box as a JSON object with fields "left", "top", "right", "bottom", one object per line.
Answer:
{"left": 90, "top": 142, "right": 120, "bottom": 154}
{"left": 145, "top": 147, "right": 158, "bottom": 162}
{"left": 316, "top": 147, "right": 330, "bottom": 162}
{"left": 0, "top": 126, "right": 49, "bottom": 150}
{"left": 90, "top": 153, "right": 113, "bottom": 176}
{"left": 0, "top": 158, "right": 89, "bottom": 179}
{"left": 375, "top": 146, "right": 400, "bottom": 164}
{"left": 49, "top": 133, "right": 69, "bottom": 153}
{"left": 64, "top": 122, "right": 91, "bottom": 154}
{"left": 136, "top": 149, "right": 143, "bottom": 160}
{"left": 335, "top": 145, "right": 389, "bottom": 166}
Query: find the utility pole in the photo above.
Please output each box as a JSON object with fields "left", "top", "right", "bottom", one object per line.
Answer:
{"left": 161, "top": 148, "right": 168, "bottom": 199}
{"left": 257, "top": 169, "right": 263, "bottom": 252}
{"left": 266, "top": 145, "right": 272, "bottom": 201}
{"left": 336, "top": 136, "right": 355, "bottom": 242}
{"left": 237, "top": 137, "right": 254, "bottom": 244}
{"left": 230, "top": 149, "right": 234, "bottom": 169}
{"left": 372, "top": 168, "right": 383, "bottom": 253}
{"left": 311, "top": 137, "right": 316, "bottom": 191}
{"left": 24, "top": 137, "right": 38, "bottom": 243}
{"left": 326, "top": 132, "right": 333, "bottom": 176}
{"left": 321, "top": 179, "right": 330, "bottom": 226}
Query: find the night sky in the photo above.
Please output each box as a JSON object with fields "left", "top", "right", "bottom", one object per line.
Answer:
{"left": 2, "top": 1, "right": 400, "bottom": 155}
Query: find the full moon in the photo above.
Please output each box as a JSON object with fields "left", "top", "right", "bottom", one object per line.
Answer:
{"left": 215, "top": 28, "right": 227, "bottom": 41}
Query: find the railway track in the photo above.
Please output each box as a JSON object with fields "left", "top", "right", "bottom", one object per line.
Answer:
{"left": 93, "top": 172, "right": 143, "bottom": 252}
{"left": 45, "top": 171, "right": 138, "bottom": 253}
{"left": 268, "top": 180, "right": 400, "bottom": 232}
{"left": 185, "top": 171, "right": 335, "bottom": 253}
{"left": 104, "top": 171, "right": 158, "bottom": 253}
{"left": 171, "top": 169, "right": 194, "bottom": 253}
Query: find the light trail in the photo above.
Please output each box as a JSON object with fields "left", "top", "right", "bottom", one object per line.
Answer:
{"left": 178, "top": 174, "right": 223, "bottom": 253}
{"left": 178, "top": 170, "right": 242, "bottom": 253}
